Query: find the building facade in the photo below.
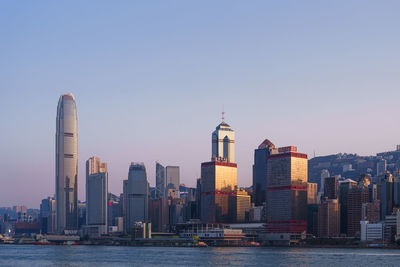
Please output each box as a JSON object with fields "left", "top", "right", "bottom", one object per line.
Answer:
{"left": 55, "top": 93, "right": 78, "bottom": 234}
{"left": 201, "top": 119, "right": 238, "bottom": 223}
{"left": 155, "top": 162, "right": 165, "bottom": 198}
{"left": 125, "top": 163, "right": 149, "bottom": 233}
{"left": 266, "top": 147, "right": 308, "bottom": 235}
{"left": 318, "top": 198, "right": 340, "bottom": 238}
{"left": 166, "top": 166, "right": 180, "bottom": 199}
{"left": 86, "top": 156, "right": 108, "bottom": 236}
{"left": 252, "top": 139, "right": 277, "bottom": 207}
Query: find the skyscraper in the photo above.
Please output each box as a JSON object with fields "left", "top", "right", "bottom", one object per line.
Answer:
{"left": 155, "top": 162, "right": 165, "bottom": 198}
{"left": 55, "top": 93, "right": 78, "bottom": 234}
{"left": 125, "top": 163, "right": 149, "bottom": 233}
{"left": 318, "top": 198, "right": 340, "bottom": 238}
{"left": 212, "top": 114, "right": 235, "bottom": 163}
{"left": 266, "top": 146, "right": 308, "bottom": 243}
{"left": 166, "top": 166, "right": 180, "bottom": 198}
{"left": 201, "top": 116, "right": 237, "bottom": 223}
{"left": 324, "top": 177, "right": 338, "bottom": 199}
{"left": 252, "top": 139, "right": 277, "bottom": 207}
{"left": 86, "top": 156, "right": 108, "bottom": 236}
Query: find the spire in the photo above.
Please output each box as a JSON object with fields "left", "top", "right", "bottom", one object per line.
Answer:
{"left": 222, "top": 106, "right": 225, "bottom": 123}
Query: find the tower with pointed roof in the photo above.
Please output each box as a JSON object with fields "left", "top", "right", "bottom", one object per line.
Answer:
{"left": 211, "top": 112, "right": 235, "bottom": 163}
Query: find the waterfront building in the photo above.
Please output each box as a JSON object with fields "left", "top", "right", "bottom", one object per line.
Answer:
{"left": 307, "top": 204, "right": 319, "bottom": 237}
{"left": 323, "top": 177, "right": 338, "bottom": 199}
{"left": 107, "top": 195, "right": 122, "bottom": 228}
{"left": 252, "top": 139, "right": 277, "bottom": 206}
{"left": 318, "top": 198, "right": 340, "bottom": 238}
{"left": 55, "top": 93, "right": 78, "bottom": 234}
{"left": 201, "top": 118, "right": 237, "bottom": 223}
{"left": 360, "top": 221, "right": 384, "bottom": 242}
{"left": 149, "top": 197, "right": 169, "bottom": 232}
{"left": 125, "top": 163, "right": 149, "bottom": 234}
{"left": 155, "top": 162, "right": 165, "bottom": 198}
{"left": 338, "top": 179, "right": 357, "bottom": 234}
{"left": 122, "top": 179, "right": 128, "bottom": 232}
{"left": 39, "top": 197, "right": 56, "bottom": 234}
{"left": 384, "top": 213, "right": 397, "bottom": 242}
{"left": 86, "top": 156, "right": 108, "bottom": 236}
{"left": 307, "top": 182, "right": 318, "bottom": 205}
{"left": 166, "top": 166, "right": 180, "bottom": 199}
{"left": 230, "top": 188, "right": 251, "bottom": 223}
{"left": 347, "top": 186, "right": 370, "bottom": 237}
{"left": 266, "top": 146, "right": 308, "bottom": 241}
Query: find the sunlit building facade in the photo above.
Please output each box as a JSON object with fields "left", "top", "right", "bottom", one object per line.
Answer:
{"left": 55, "top": 93, "right": 78, "bottom": 234}
{"left": 201, "top": 119, "right": 238, "bottom": 223}
{"left": 266, "top": 146, "right": 308, "bottom": 236}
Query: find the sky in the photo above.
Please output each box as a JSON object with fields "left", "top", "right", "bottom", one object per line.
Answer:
{"left": 1, "top": 1, "right": 400, "bottom": 208}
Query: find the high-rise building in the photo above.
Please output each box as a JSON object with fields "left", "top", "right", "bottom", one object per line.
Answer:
{"left": 125, "top": 163, "right": 149, "bottom": 233}
{"left": 40, "top": 197, "right": 56, "bottom": 234}
{"left": 347, "top": 186, "right": 370, "bottom": 237}
{"left": 252, "top": 139, "right": 277, "bottom": 207}
{"left": 212, "top": 115, "right": 235, "bottom": 163}
{"left": 320, "top": 169, "right": 330, "bottom": 193}
{"left": 149, "top": 197, "right": 169, "bottom": 232}
{"left": 201, "top": 118, "right": 237, "bottom": 223}
{"left": 55, "top": 93, "right": 78, "bottom": 234}
{"left": 318, "top": 198, "right": 340, "bottom": 238}
{"left": 338, "top": 179, "right": 357, "bottom": 234}
{"left": 307, "top": 182, "right": 318, "bottom": 205}
{"left": 266, "top": 146, "right": 308, "bottom": 239}
{"left": 229, "top": 188, "right": 251, "bottom": 223}
{"left": 324, "top": 177, "right": 338, "bottom": 199}
{"left": 155, "top": 162, "right": 165, "bottom": 198}
{"left": 85, "top": 156, "right": 108, "bottom": 236}
{"left": 361, "top": 200, "right": 380, "bottom": 223}
{"left": 377, "top": 159, "right": 387, "bottom": 176}
{"left": 166, "top": 166, "right": 180, "bottom": 199}
{"left": 378, "top": 172, "right": 394, "bottom": 220}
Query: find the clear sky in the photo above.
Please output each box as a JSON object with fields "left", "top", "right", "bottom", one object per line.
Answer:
{"left": 1, "top": 1, "right": 400, "bottom": 208}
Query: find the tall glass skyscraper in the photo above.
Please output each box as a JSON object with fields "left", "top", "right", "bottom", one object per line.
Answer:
{"left": 125, "top": 162, "right": 148, "bottom": 233}
{"left": 155, "top": 162, "right": 165, "bottom": 198}
{"left": 55, "top": 93, "right": 78, "bottom": 234}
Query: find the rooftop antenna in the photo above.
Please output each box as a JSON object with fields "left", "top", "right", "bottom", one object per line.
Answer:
{"left": 222, "top": 105, "right": 225, "bottom": 123}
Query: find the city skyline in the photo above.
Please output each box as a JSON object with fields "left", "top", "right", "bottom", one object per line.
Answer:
{"left": 2, "top": 1, "right": 400, "bottom": 207}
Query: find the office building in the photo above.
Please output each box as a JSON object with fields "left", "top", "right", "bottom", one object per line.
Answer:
{"left": 347, "top": 186, "right": 370, "bottom": 237}
{"left": 85, "top": 156, "right": 108, "bottom": 236}
{"left": 230, "top": 188, "right": 251, "bottom": 223}
{"left": 307, "top": 183, "right": 318, "bottom": 205}
{"left": 361, "top": 200, "right": 380, "bottom": 223}
{"left": 252, "top": 139, "right": 277, "bottom": 206}
{"left": 378, "top": 172, "right": 394, "bottom": 220}
{"left": 39, "top": 197, "right": 56, "bottom": 234}
{"left": 125, "top": 163, "right": 149, "bottom": 233}
{"left": 318, "top": 198, "right": 340, "bottom": 238}
{"left": 166, "top": 166, "right": 180, "bottom": 199}
{"left": 155, "top": 162, "right": 165, "bottom": 198}
{"left": 360, "top": 221, "right": 384, "bottom": 242}
{"left": 55, "top": 93, "right": 78, "bottom": 234}
{"left": 201, "top": 118, "right": 237, "bottom": 223}
{"left": 266, "top": 146, "right": 308, "bottom": 240}
{"left": 324, "top": 177, "right": 338, "bottom": 199}
{"left": 338, "top": 179, "right": 357, "bottom": 234}
{"left": 377, "top": 159, "right": 387, "bottom": 176}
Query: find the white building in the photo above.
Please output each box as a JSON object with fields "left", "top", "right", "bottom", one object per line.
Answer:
{"left": 360, "top": 221, "right": 384, "bottom": 242}
{"left": 211, "top": 114, "right": 235, "bottom": 163}
{"left": 55, "top": 93, "right": 78, "bottom": 234}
